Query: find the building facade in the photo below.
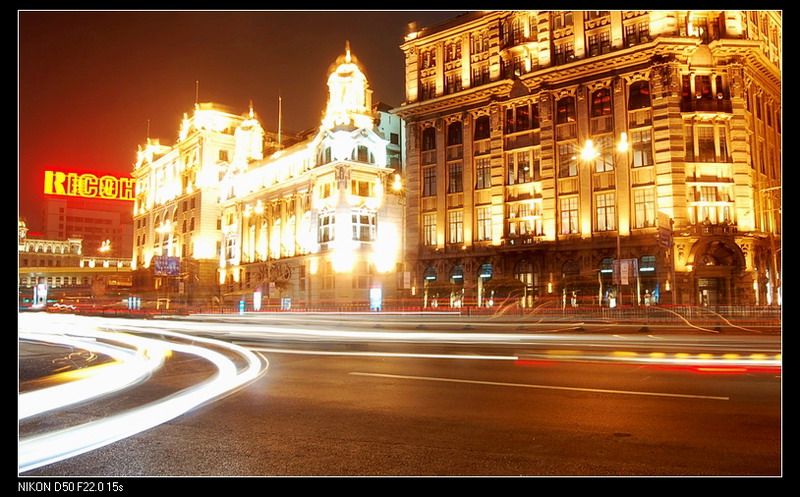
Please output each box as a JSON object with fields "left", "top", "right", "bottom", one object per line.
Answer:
{"left": 41, "top": 196, "right": 134, "bottom": 259}
{"left": 130, "top": 102, "right": 283, "bottom": 305}
{"left": 217, "top": 44, "right": 406, "bottom": 310}
{"left": 19, "top": 219, "right": 132, "bottom": 307}
{"left": 394, "top": 11, "right": 781, "bottom": 307}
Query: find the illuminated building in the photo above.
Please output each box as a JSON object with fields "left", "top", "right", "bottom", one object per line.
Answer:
{"left": 130, "top": 102, "right": 290, "bottom": 304}
{"left": 395, "top": 11, "right": 781, "bottom": 307}
{"left": 218, "top": 43, "right": 406, "bottom": 309}
{"left": 18, "top": 219, "right": 132, "bottom": 306}
{"left": 41, "top": 196, "right": 134, "bottom": 259}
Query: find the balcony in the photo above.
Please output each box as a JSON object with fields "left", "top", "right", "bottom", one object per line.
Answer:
{"left": 421, "top": 149, "right": 437, "bottom": 165}
{"left": 504, "top": 131, "right": 540, "bottom": 150}
{"left": 446, "top": 144, "right": 463, "bottom": 161}
{"left": 556, "top": 122, "right": 577, "bottom": 141}
{"left": 680, "top": 98, "right": 733, "bottom": 114}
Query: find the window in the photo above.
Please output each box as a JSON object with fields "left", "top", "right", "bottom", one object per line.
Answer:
{"left": 472, "top": 64, "right": 490, "bottom": 87}
{"left": 628, "top": 81, "right": 651, "bottom": 110}
{"left": 445, "top": 73, "right": 462, "bottom": 95}
{"left": 419, "top": 80, "right": 436, "bottom": 101}
{"left": 445, "top": 39, "right": 461, "bottom": 63}
{"left": 422, "top": 127, "right": 437, "bottom": 151}
{"left": 475, "top": 206, "right": 492, "bottom": 241}
{"left": 558, "top": 143, "right": 578, "bottom": 178}
{"left": 697, "top": 127, "right": 716, "bottom": 162}
{"left": 553, "top": 41, "right": 574, "bottom": 65}
{"left": 505, "top": 104, "right": 540, "bottom": 133}
{"left": 594, "top": 135, "right": 614, "bottom": 172}
{"left": 475, "top": 158, "right": 491, "bottom": 189}
{"left": 471, "top": 31, "right": 489, "bottom": 54}
{"left": 354, "top": 145, "right": 371, "bottom": 163}
{"left": 448, "top": 163, "right": 463, "bottom": 193}
{"left": 508, "top": 202, "right": 542, "bottom": 236}
{"left": 351, "top": 179, "right": 373, "bottom": 197}
{"left": 474, "top": 115, "right": 490, "bottom": 141}
{"left": 422, "top": 213, "right": 437, "bottom": 246}
{"left": 591, "top": 89, "right": 612, "bottom": 117}
{"left": 421, "top": 49, "right": 436, "bottom": 69}
{"left": 587, "top": 31, "right": 611, "bottom": 56}
{"left": 515, "top": 150, "right": 533, "bottom": 182}
{"left": 640, "top": 255, "right": 657, "bottom": 273}
{"left": 560, "top": 196, "right": 579, "bottom": 234}
{"left": 422, "top": 167, "right": 437, "bottom": 197}
{"left": 595, "top": 192, "right": 617, "bottom": 232}
{"left": 448, "top": 210, "right": 464, "bottom": 244}
{"left": 352, "top": 211, "right": 377, "bottom": 241}
{"left": 718, "top": 127, "right": 729, "bottom": 162}
{"left": 318, "top": 212, "right": 334, "bottom": 243}
{"left": 450, "top": 265, "right": 465, "bottom": 285}
{"left": 552, "top": 11, "right": 573, "bottom": 30}
{"left": 556, "top": 97, "right": 577, "bottom": 124}
{"left": 631, "top": 129, "right": 653, "bottom": 167}
{"left": 693, "top": 186, "right": 732, "bottom": 224}
{"left": 633, "top": 188, "right": 656, "bottom": 228}
{"left": 447, "top": 122, "right": 463, "bottom": 145}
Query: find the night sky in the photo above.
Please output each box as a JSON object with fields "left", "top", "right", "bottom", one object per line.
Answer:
{"left": 18, "top": 10, "right": 465, "bottom": 230}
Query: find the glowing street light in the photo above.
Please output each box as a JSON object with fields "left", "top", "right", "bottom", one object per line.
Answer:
{"left": 580, "top": 139, "right": 601, "bottom": 161}
{"left": 392, "top": 173, "right": 403, "bottom": 192}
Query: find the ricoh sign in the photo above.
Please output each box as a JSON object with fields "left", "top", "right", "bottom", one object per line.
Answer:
{"left": 44, "top": 169, "right": 135, "bottom": 201}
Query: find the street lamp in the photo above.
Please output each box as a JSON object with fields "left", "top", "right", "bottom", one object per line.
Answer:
{"left": 580, "top": 135, "right": 629, "bottom": 306}
{"left": 99, "top": 239, "right": 111, "bottom": 254}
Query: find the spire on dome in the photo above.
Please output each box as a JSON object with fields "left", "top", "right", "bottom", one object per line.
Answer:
{"left": 322, "top": 42, "right": 374, "bottom": 130}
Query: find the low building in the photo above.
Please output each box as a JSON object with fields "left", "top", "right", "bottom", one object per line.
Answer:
{"left": 18, "top": 219, "right": 132, "bottom": 307}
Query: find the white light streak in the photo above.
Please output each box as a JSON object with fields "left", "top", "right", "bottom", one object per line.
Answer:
{"left": 18, "top": 313, "right": 266, "bottom": 473}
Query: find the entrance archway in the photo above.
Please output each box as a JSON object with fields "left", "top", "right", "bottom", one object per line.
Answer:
{"left": 688, "top": 238, "right": 744, "bottom": 306}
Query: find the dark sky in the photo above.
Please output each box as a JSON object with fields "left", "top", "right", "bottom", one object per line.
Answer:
{"left": 18, "top": 10, "right": 465, "bottom": 229}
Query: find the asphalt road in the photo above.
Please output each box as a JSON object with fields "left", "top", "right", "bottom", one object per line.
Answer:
{"left": 19, "top": 329, "right": 781, "bottom": 478}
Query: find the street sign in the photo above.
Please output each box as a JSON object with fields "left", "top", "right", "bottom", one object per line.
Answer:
{"left": 657, "top": 212, "right": 673, "bottom": 248}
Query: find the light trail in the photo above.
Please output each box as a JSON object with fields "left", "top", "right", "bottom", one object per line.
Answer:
{"left": 248, "top": 346, "right": 519, "bottom": 361}
{"left": 18, "top": 314, "right": 267, "bottom": 473}
{"left": 17, "top": 311, "right": 779, "bottom": 472}
{"left": 18, "top": 330, "right": 170, "bottom": 419}
{"left": 157, "top": 314, "right": 781, "bottom": 368}
{"left": 349, "top": 372, "right": 732, "bottom": 401}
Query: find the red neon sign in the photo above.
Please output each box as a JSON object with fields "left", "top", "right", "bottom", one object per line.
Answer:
{"left": 43, "top": 169, "right": 135, "bottom": 201}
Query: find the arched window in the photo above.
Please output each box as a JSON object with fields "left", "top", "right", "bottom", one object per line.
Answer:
{"left": 556, "top": 96, "right": 577, "bottom": 124}
{"left": 450, "top": 265, "right": 464, "bottom": 285}
{"left": 474, "top": 115, "right": 490, "bottom": 141}
{"left": 447, "top": 121, "right": 463, "bottom": 146}
{"left": 628, "top": 81, "right": 651, "bottom": 110}
{"left": 591, "top": 88, "right": 613, "bottom": 117}
{"left": 422, "top": 127, "right": 437, "bottom": 151}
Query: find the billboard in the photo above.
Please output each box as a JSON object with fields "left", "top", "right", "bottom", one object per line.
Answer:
{"left": 44, "top": 169, "right": 135, "bottom": 201}
{"left": 154, "top": 256, "right": 181, "bottom": 276}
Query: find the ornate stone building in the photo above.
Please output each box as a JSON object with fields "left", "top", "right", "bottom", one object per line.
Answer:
{"left": 130, "top": 102, "right": 274, "bottom": 305}
{"left": 394, "top": 11, "right": 781, "bottom": 307}
{"left": 217, "top": 44, "right": 405, "bottom": 309}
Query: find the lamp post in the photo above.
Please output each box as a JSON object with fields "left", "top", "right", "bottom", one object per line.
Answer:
{"left": 391, "top": 172, "right": 407, "bottom": 307}
{"left": 580, "top": 134, "right": 630, "bottom": 306}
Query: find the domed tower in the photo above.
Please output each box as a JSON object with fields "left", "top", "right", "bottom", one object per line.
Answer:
{"left": 322, "top": 41, "right": 375, "bottom": 130}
